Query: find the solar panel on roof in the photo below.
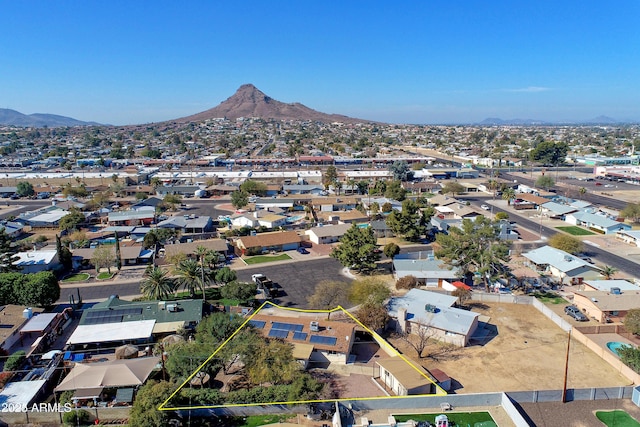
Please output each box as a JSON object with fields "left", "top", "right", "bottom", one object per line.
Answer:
{"left": 268, "top": 329, "right": 289, "bottom": 339}
{"left": 309, "top": 335, "right": 337, "bottom": 346}
{"left": 249, "top": 320, "right": 266, "bottom": 329}
{"left": 293, "top": 332, "right": 308, "bottom": 341}
{"left": 271, "top": 322, "right": 303, "bottom": 332}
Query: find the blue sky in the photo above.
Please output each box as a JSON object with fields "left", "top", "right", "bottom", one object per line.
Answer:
{"left": 1, "top": 1, "right": 638, "bottom": 125}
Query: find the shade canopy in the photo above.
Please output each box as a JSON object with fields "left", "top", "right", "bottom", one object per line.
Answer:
{"left": 55, "top": 357, "right": 160, "bottom": 392}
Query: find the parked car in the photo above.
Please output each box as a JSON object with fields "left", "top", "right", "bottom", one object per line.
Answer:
{"left": 481, "top": 204, "right": 490, "bottom": 210}
{"left": 565, "top": 305, "right": 588, "bottom": 321}
{"left": 297, "top": 247, "right": 309, "bottom": 254}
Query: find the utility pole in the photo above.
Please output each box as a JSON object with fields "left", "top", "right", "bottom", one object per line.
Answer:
{"left": 562, "top": 329, "right": 571, "bottom": 403}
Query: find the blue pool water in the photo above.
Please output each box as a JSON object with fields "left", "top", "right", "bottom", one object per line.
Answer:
{"left": 286, "top": 215, "right": 305, "bottom": 223}
{"left": 607, "top": 341, "right": 632, "bottom": 357}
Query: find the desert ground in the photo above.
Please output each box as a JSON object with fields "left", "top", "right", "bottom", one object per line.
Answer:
{"left": 390, "top": 301, "right": 633, "bottom": 393}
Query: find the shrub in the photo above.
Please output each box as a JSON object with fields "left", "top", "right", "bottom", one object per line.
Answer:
{"left": 63, "top": 409, "right": 91, "bottom": 425}
{"left": 396, "top": 275, "right": 418, "bottom": 290}
{"left": 4, "top": 350, "right": 26, "bottom": 372}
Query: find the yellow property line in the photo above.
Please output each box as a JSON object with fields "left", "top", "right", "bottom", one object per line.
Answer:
{"left": 159, "top": 301, "right": 445, "bottom": 411}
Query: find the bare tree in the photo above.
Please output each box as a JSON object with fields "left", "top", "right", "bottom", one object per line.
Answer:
{"left": 395, "top": 320, "right": 435, "bottom": 358}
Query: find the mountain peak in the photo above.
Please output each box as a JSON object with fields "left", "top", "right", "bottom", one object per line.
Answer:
{"left": 176, "top": 85, "right": 372, "bottom": 124}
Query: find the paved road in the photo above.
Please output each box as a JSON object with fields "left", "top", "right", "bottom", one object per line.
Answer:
{"left": 464, "top": 196, "right": 640, "bottom": 276}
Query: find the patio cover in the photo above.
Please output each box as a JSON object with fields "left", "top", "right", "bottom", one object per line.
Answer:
{"left": 72, "top": 387, "right": 104, "bottom": 400}
{"left": 67, "top": 319, "right": 156, "bottom": 345}
{"left": 21, "top": 313, "right": 58, "bottom": 333}
{"left": 55, "top": 357, "right": 160, "bottom": 392}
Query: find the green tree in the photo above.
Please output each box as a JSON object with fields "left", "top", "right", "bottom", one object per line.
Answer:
{"left": 600, "top": 265, "right": 618, "bottom": 280}
{"left": 494, "top": 211, "right": 509, "bottom": 220}
{"left": 355, "top": 301, "right": 389, "bottom": 331}
{"left": 247, "top": 339, "right": 299, "bottom": 386}
{"left": 501, "top": 187, "right": 516, "bottom": 205}
{"left": 385, "top": 199, "right": 428, "bottom": 242}
{"left": 129, "top": 380, "right": 176, "bottom": 427}
{"left": 349, "top": 277, "right": 391, "bottom": 305}
{"left": 15, "top": 181, "right": 34, "bottom": 197}
{"left": 435, "top": 216, "right": 511, "bottom": 291}
{"left": 384, "top": 180, "right": 407, "bottom": 201}
{"left": 452, "top": 287, "right": 472, "bottom": 306}
{"left": 621, "top": 203, "right": 640, "bottom": 223}
{"left": 173, "top": 259, "right": 205, "bottom": 299}
{"left": 92, "top": 246, "right": 115, "bottom": 274}
{"left": 0, "top": 230, "right": 19, "bottom": 273}
{"left": 323, "top": 165, "right": 338, "bottom": 189}
{"left": 17, "top": 272, "right": 60, "bottom": 307}
{"left": 307, "top": 280, "right": 352, "bottom": 319}
{"left": 535, "top": 175, "right": 555, "bottom": 191}
{"left": 55, "top": 234, "right": 72, "bottom": 271}
{"left": 140, "top": 267, "right": 175, "bottom": 300}
{"left": 195, "top": 312, "right": 245, "bottom": 346}
{"left": 114, "top": 232, "right": 122, "bottom": 271}
{"left": 59, "top": 209, "right": 85, "bottom": 232}
{"left": 441, "top": 181, "right": 465, "bottom": 196}
{"left": 240, "top": 179, "right": 267, "bottom": 196}
{"left": 389, "top": 160, "right": 413, "bottom": 182}
{"left": 330, "top": 224, "right": 380, "bottom": 273}
{"left": 163, "top": 193, "right": 182, "bottom": 210}
{"left": 215, "top": 266, "right": 237, "bottom": 285}
{"left": 231, "top": 190, "right": 249, "bottom": 209}
{"left": 383, "top": 242, "right": 400, "bottom": 260}
{"left": 548, "top": 233, "right": 583, "bottom": 255}
{"left": 530, "top": 141, "right": 569, "bottom": 166}
{"left": 624, "top": 309, "right": 640, "bottom": 335}
{"left": 220, "top": 281, "right": 256, "bottom": 305}
{"left": 3, "top": 350, "right": 26, "bottom": 372}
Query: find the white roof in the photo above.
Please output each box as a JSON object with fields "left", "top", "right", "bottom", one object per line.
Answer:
{"left": 67, "top": 320, "right": 155, "bottom": 345}
{"left": 523, "top": 245, "right": 597, "bottom": 273}
{"left": 27, "top": 210, "right": 69, "bottom": 224}
{"left": 583, "top": 280, "right": 640, "bottom": 292}
{"left": 13, "top": 250, "right": 58, "bottom": 267}
{"left": 0, "top": 380, "right": 47, "bottom": 406}
{"left": 21, "top": 313, "right": 58, "bottom": 333}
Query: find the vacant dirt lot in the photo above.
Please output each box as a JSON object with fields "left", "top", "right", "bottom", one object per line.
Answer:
{"left": 390, "top": 302, "right": 632, "bottom": 393}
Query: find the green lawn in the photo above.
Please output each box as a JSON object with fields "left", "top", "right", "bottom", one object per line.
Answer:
{"left": 96, "top": 272, "right": 114, "bottom": 280}
{"left": 596, "top": 410, "right": 640, "bottom": 427}
{"left": 556, "top": 226, "right": 596, "bottom": 236}
{"left": 394, "top": 412, "right": 496, "bottom": 426}
{"left": 61, "top": 273, "right": 91, "bottom": 283}
{"left": 244, "top": 253, "right": 292, "bottom": 265}
{"left": 233, "top": 414, "right": 293, "bottom": 427}
{"left": 532, "top": 291, "right": 566, "bottom": 304}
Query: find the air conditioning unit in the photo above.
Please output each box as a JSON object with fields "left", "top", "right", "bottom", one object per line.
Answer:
{"left": 166, "top": 304, "right": 178, "bottom": 312}
{"left": 310, "top": 321, "right": 319, "bottom": 332}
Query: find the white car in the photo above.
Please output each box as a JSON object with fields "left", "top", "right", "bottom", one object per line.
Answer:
{"left": 481, "top": 204, "right": 490, "bottom": 210}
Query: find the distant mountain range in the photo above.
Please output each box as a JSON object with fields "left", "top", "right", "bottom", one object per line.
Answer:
{"left": 477, "top": 115, "right": 622, "bottom": 126}
{"left": 0, "top": 108, "right": 102, "bottom": 127}
{"left": 176, "top": 84, "right": 373, "bottom": 124}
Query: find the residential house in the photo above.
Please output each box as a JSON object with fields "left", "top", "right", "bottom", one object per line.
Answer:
{"left": 387, "top": 289, "right": 480, "bottom": 347}
{"left": 162, "top": 238, "right": 230, "bottom": 259}
{"left": 565, "top": 212, "right": 631, "bottom": 235}
{"left": 72, "top": 244, "right": 152, "bottom": 269}
{"left": 572, "top": 289, "right": 640, "bottom": 323}
{"left": 157, "top": 215, "right": 213, "bottom": 234}
{"left": 235, "top": 231, "right": 301, "bottom": 256}
{"left": 305, "top": 223, "right": 353, "bottom": 245}
{"left": 540, "top": 202, "right": 578, "bottom": 219}
{"left": 312, "top": 197, "right": 359, "bottom": 212}
{"left": 108, "top": 209, "right": 155, "bottom": 226}
{"left": 0, "top": 305, "right": 45, "bottom": 352}
{"left": 12, "top": 249, "right": 59, "bottom": 274}
{"left": 580, "top": 279, "right": 639, "bottom": 293}
{"left": 283, "top": 184, "right": 324, "bottom": 195}
{"left": 17, "top": 206, "right": 71, "bottom": 228}
{"left": 66, "top": 296, "right": 203, "bottom": 348}
{"left": 248, "top": 313, "right": 356, "bottom": 365}
{"left": 616, "top": 230, "right": 640, "bottom": 247}
{"left": 0, "top": 221, "right": 24, "bottom": 238}
{"left": 522, "top": 245, "right": 602, "bottom": 285}
{"left": 393, "top": 252, "right": 460, "bottom": 288}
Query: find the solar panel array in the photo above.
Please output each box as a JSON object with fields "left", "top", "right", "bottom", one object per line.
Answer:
{"left": 268, "top": 329, "right": 289, "bottom": 339}
{"left": 249, "top": 320, "right": 266, "bottom": 329}
{"left": 292, "top": 332, "right": 308, "bottom": 341}
{"left": 83, "top": 307, "right": 143, "bottom": 325}
{"left": 271, "top": 322, "right": 303, "bottom": 332}
{"left": 309, "top": 335, "right": 337, "bottom": 346}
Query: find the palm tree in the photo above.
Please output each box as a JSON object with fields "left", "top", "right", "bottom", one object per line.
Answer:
{"left": 502, "top": 188, "right": 516, "bottom": 205}
{"left": 194, "top": 245, "right": 208, "bottom": 290}
{"left": 174, "top": 259, "right": 205, "bottom": 300}
{"left": 140, "top": 267, "right": 175, "bottom": 300}
{"left": 600, "top": 265, "right": 618, "bottom": 280}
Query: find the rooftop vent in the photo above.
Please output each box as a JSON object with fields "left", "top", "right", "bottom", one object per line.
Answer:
{"left": 564, "top": 255, "right": 572, "bottom": 262}
{"left": 425, "top": 304, "right": 438, "bottom": 313}
{"left": 611, "top": 287, "right": 622, "bottom": 295}
{"left": 310, "top": 321, "right": 319, "bottom": 332}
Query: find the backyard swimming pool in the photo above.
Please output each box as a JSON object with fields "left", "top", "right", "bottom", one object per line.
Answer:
{"left": 607, "top": 341, "right": 633, "bottom": 357}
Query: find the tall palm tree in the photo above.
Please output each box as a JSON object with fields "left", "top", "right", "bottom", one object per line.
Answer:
{"left": 502, "top": 188, "right": 516, "bottom": 205}
{"left": 140, "top": 267, "right": 175, "bottom": 300}
{"left": 174, "top": 259, "right": 205, "bottom": 299}
{"left": 600, "top": 265, "right": 618, "bottom": 280}
{"left": 194, "top": 245, "right": 209, "bottom": 290}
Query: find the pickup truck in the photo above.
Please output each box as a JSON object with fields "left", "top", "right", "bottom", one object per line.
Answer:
{"left": 252, "top": 274, "right": 278, "bottom": 298}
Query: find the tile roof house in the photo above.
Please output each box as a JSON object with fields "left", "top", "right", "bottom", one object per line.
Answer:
{"left": 387, "top": 289, "right": 480, "bottom": 347}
